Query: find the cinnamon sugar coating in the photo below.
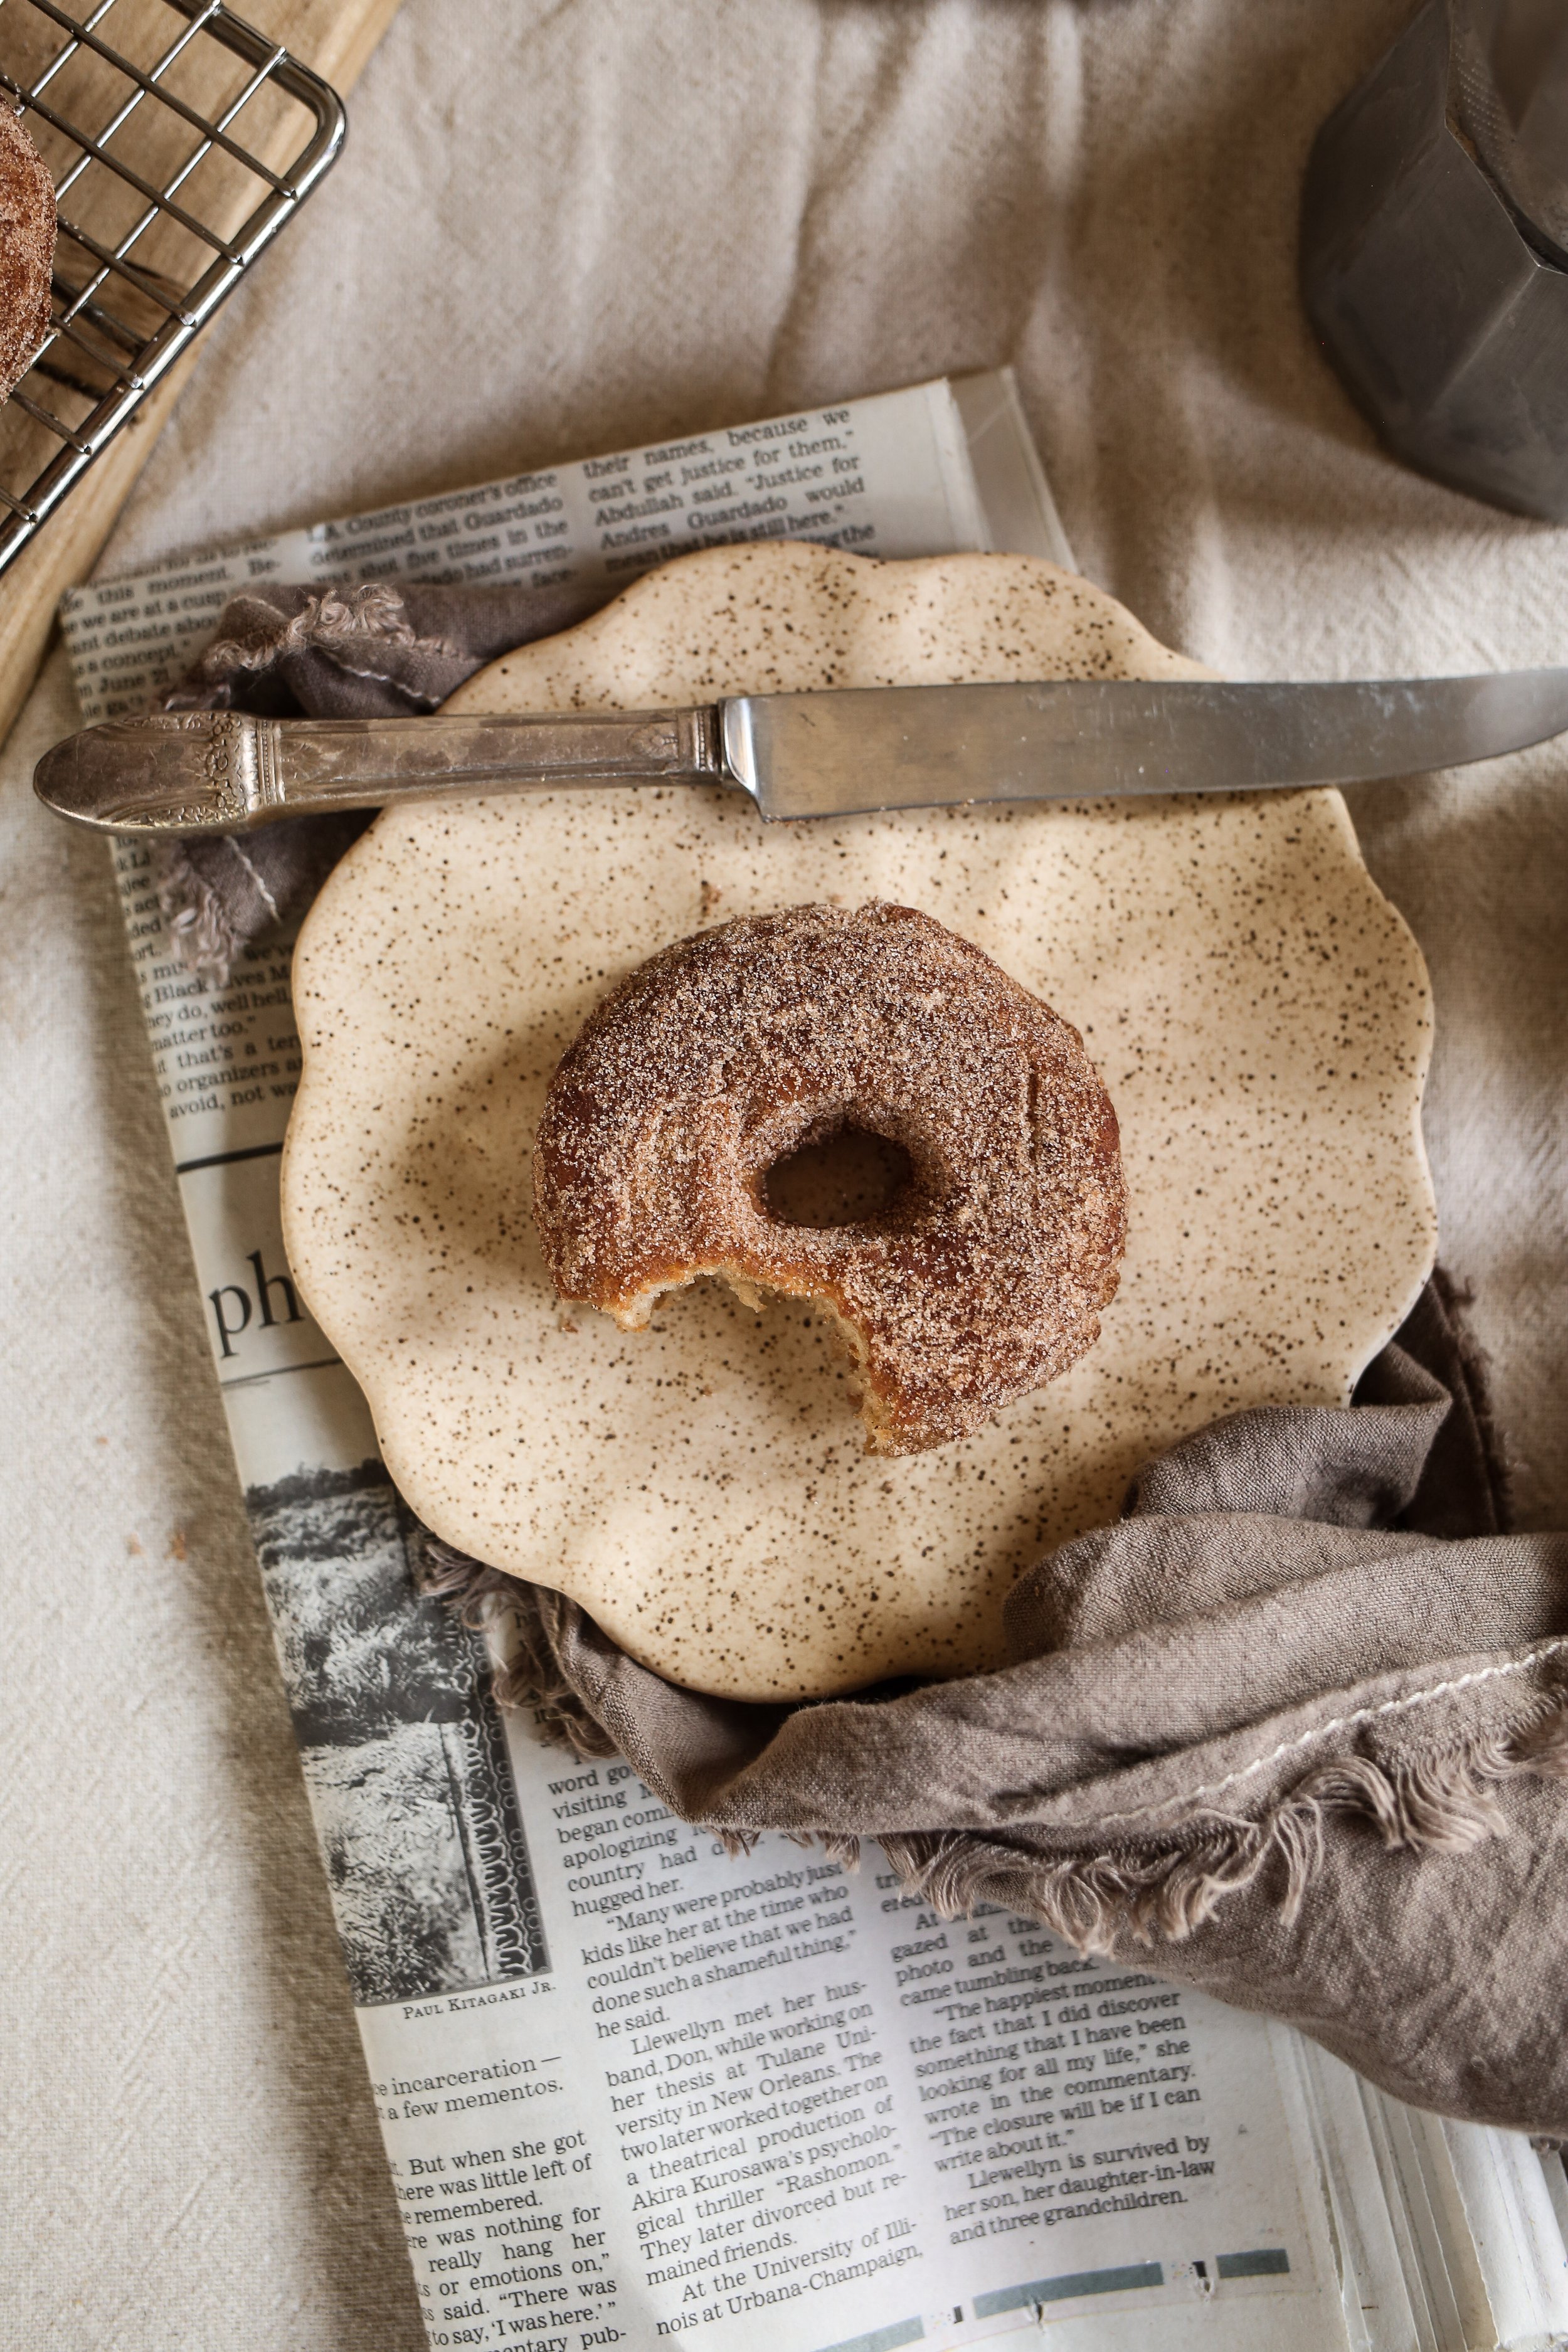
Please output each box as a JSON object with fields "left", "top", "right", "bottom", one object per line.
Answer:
{"left": 0, "top": 110, "right": 54, "bottom": 403}
{"left": 532, "top": 901, "right": 1126, "bottom": 1453}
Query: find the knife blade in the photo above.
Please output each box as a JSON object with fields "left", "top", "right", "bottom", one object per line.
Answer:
{"left": 33, "top": 669, "right": 1568, "bottom": 837}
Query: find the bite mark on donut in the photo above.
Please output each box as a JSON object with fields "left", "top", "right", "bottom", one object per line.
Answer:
{"left": 532, "top": 901, "right": 1126, "bottom": 1456}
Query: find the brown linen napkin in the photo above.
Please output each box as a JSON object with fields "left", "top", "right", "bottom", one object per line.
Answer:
{"left": 152, "top": 578, "right": 616, "bottom": 985}
{"left": 154, "top": 580, "right": 1568, "bottom": 2134}
{"left": 428, "top": 1279, "right": 1568, "bottom": 2138}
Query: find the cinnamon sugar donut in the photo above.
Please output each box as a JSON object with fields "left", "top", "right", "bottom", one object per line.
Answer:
{"left": 532, "top": 901, "right": 1125, "bottom": 1454}
{"left": 0, "top": 110, "right": 55, "bottom": 403}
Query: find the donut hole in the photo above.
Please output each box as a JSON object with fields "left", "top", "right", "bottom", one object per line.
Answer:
{"left": 763, "top": 1119, "right": 917, "bottom": 1229}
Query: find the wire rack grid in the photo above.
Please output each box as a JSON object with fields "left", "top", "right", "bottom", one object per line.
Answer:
{"left": 0, "top": 0, "right": 344, "bottom": 578}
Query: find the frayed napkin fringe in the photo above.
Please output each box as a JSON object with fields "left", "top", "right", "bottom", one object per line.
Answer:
{"left": 417, "top": 1542, "right": 621, "bottom": 1759}
{"left": 415, "top": 1536, "right": 1568, "bottom": 1957}
{"left": 179, "top": 583, "right": 462, "bottom": 704}
{"left": 875, "top": 1688, "right": 1568, "bottom": 1957}
{"left": 156, "top": 840, "right": 240, "bottom": 991}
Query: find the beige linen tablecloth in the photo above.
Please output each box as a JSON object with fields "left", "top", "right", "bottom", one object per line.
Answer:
{"left": 4, "top": 3, "right": 1565, "bottom": 2343}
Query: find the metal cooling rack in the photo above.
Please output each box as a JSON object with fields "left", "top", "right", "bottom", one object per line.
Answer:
{"left": 0, "top": 0, "right": 344, "bottom": 576}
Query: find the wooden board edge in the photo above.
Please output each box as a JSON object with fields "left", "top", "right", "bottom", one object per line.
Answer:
{"left": 308, "top": 0, "right": 406, "bottom": 95}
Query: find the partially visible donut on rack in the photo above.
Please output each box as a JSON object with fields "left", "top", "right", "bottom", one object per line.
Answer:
{"left": 0, "top": 107, "right": 55, "bottom": 402}
{"left": 532, "top": 899, "right": 1127, "bottom": 1455}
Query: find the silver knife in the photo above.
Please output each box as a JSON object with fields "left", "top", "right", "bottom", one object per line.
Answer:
{"left": 32, "top": 669, "right": 1568, "bottom": 836}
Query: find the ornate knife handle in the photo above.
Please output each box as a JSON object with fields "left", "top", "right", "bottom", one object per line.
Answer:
{"left": 33, "top": 704, "right": 728, "bottom": 836}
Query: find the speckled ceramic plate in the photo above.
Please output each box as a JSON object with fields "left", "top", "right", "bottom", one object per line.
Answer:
{"left": 282, "top": 544, "right": 1437, "bottom": 1703}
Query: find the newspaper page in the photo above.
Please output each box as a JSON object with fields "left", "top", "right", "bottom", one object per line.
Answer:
{"left": 65, "top": 373, "right": 1071, "bottom": 724}
{"left": 83, "top": 377, "right": 1350, "bottom": 2352}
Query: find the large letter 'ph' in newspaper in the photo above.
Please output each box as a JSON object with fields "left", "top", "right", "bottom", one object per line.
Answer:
{"left": 76, "top": 376, "right": 1552, "bottom": 2352}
